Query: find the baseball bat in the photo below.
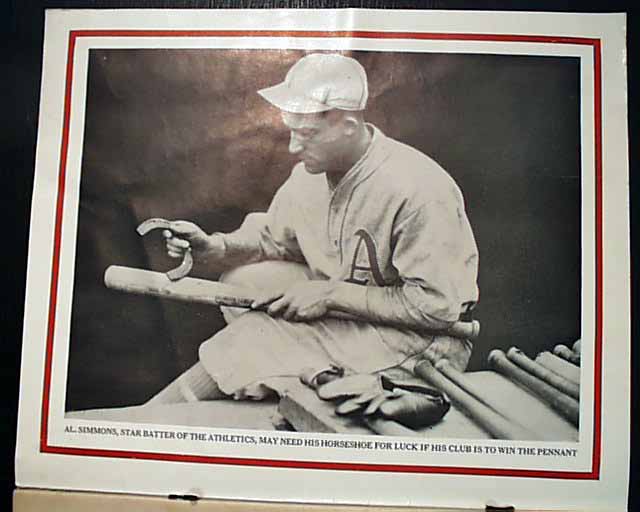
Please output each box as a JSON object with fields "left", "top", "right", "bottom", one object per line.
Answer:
{"left": 506, "top": 347, "right": 580, "bottom": 400}
{"left": 364, "top": 417, "right": 420, "bottom": 437}
{"left": 104, "top": 265, "right": 480, "bottom": 339}
{"left": 553, "top": 344, "right": 580, "bottom": 366}
{"left": 535, "top": 351, "right": 580, "bottom": 385}
{"left": 414, "top": 359, "right": 537, "bottom": 440}
{"left": 488, "top": 350, "right": 579, "bottom": 427}
{"left": 433, "top": 359, "right": 541, "bottom": 439}
{"left": 572, "top": 339, "right": 582, "bottom": 355}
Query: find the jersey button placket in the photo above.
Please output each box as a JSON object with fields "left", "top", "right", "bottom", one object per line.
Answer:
{"left": 330, "top": 187, "right": 346, "bottom": 264}
{"left": 328, "top": 199, "right": 340, "bottom": 255}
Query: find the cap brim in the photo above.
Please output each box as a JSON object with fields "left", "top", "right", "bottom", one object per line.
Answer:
{"left": 258, "top": 82, "right": 333, "bottom": 114}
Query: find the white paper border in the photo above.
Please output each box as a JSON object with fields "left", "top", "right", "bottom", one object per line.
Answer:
{"left": 16, "top": 9, "right": 629, "bottom": 511}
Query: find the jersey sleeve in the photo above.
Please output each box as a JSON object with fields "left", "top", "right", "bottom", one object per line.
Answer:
{"left": 368, "top": 188, "right": 478, "bottom": 329}
{"left": 218, "top": 177, "right": 306, "bottom": 267}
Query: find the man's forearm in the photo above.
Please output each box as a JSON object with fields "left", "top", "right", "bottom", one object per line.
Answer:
{"left": 211, "top": 232, "right": 263, "bottom": 270}
{"left": 328, "top": 282, "right": 455, "bottom": 332}
{"left": 213, "top": 212, "right": 305, "bottom": 269}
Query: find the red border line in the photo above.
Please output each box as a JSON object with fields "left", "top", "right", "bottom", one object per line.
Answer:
{"left": 40, "top": 29, "right": 603, "bottom": 481}
{"left": 591, "top": 39, "right": 603, "bottom": 478}
{"left": 40, "top": 31, "right": 76, "bottom": 450}
{"left": 68, "top": 29, "right": 600, "bottom": 46}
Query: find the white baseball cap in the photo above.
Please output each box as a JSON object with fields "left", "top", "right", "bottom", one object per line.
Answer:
{"left": 258, "top": 53, "right": 368, "bottom": 114}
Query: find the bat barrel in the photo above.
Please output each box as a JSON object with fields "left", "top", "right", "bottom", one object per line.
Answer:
{"left": 104, "top": 265, "right": 256, "bottom": 308}
{"left": 434, "top": 359, "right": 539, "bottom": 438}
{"left": 415, "top": 359, "right": 537, "bottom": 440}
{"left": 553, "top": 344, "right": 580, "bottom": 366}
{"left": 507, "top": 347, "right": 580, "bottom": 400}
{"left": 364, "top": 417, "right": 419, "bottom": 437}
{"left": 572, "top": 339, "right": 582, "bottom": 355}
{"left": 535, "top": 351, "right": 580, "bottom": 385}
{"left": 488, "top": 349, "right": 579, "bottom": 427}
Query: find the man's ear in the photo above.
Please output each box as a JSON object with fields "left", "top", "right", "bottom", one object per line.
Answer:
{"left": 341, "top": 114, "right": 360, "bottom": 136}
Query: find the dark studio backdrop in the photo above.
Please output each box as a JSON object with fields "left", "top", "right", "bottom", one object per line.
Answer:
{"left": 65, "top": 49, "right": 581, "bottom": 412}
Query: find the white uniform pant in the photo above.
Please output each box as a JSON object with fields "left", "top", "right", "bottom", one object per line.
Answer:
{"left": 198, "top": 261, "right": 472, "bottom": 399}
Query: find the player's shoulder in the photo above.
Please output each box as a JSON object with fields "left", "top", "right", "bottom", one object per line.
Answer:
{"left": 377, "top": 133, "right": 461, "bottom": 201}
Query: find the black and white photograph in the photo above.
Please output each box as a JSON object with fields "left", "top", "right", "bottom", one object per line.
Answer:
{"left": 64, "top": 47, "right": 582, "bottom": 441}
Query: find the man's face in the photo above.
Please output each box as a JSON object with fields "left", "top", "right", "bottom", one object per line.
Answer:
{"left": 281, "top": 111, "right": 349, "bottom": 175}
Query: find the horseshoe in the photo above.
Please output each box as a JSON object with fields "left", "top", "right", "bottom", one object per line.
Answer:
{"left": 137, "top": 217, "right": 194, "bottom": 281}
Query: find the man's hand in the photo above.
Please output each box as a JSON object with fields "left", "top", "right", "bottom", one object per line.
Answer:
{"left": 422, "top": 336, "right": 472, "bottom": 373}
{"left": 252, "top": 280, "right": 340, "bottom": 321}
{"left": 163, "top": 220, "right": 225, "bottom": 264}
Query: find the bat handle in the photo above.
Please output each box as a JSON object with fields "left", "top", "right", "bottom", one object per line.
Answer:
{"left": 328, "top": 313, "right": 480, "bottom": 340}
{"left": 447, "top": 319, "right": 480, "bottom": 340}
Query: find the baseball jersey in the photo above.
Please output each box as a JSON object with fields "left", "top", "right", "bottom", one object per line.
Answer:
{"left": 220, "top": 124, "right": 479, "bottom": 326}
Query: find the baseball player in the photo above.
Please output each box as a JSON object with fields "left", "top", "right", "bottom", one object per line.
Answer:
{"left": 149, "top": 53, "right": 479, "bottom": 405}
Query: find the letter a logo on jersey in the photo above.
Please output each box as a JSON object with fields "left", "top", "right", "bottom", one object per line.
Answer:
{"left": 346, "top": 229, "right": 385, "bottom": 286}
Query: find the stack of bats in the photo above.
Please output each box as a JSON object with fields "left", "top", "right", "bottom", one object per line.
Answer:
{"left": 415, "top": 341, "right": 581, "bottom": 440}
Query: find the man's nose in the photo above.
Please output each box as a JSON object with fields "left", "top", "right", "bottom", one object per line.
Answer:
{"left": 288, "top": 132, "right": 304, "bottom": 154}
